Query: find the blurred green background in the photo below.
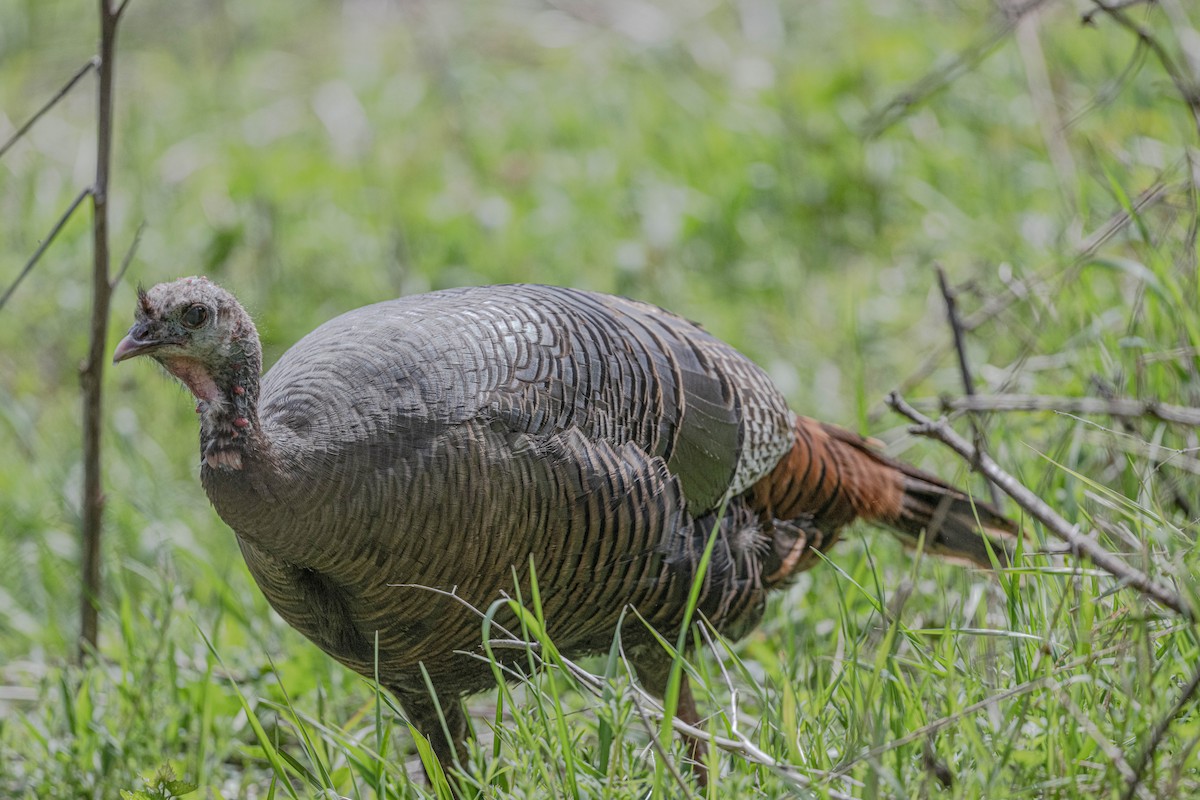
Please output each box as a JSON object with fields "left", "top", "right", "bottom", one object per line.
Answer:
{"left": 2, "top": 1, "right": 1199, "bottom": 797}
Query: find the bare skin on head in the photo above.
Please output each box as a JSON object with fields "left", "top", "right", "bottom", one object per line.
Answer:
{"left": 113, "top": 276, "right": 261, "bottom": 471}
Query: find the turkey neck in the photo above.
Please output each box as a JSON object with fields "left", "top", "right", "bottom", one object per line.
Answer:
{"left": 193, "top": 336, "right": 263, "bottom": 471}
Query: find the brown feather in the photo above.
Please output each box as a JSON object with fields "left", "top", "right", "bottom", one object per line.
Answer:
{"left": 751, "top": 415, "right": 1016, "bottom": 581}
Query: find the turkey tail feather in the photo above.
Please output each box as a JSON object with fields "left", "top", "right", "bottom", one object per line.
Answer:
{"left": 889, "top": 463, "right": 1017, "bottom": 567}
{"left": 751, "top": 415, "right": 1016, "bottom": 573}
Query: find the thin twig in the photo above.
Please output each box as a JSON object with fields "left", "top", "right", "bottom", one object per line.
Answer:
{"left": 1062, "top": 34, "right": 1150, "bottom": 131}
{"left": 109, "top": 221, "right": 145, "bottom": 291}
{"left": 935, "top": 264, "right": 1004, "bottom": 507}
{"left": 0, "top": 187, "right": 92, "bottom": 313}
{"left": 0, "top": 58, "right": 98, "bottom": 161}
{"left": 1085, "top": 0, "right": 1200, "bottom": 140}
{"left": 887, "top": 392, "right": 1192, "bottom": 617}
{"left": 1122, "top": 661, "right": 1200, "bottom": 800}
{"left": 869, "top": 179, "right": 1173, "bottom": 422}
{"left": 929, "top": 394, "right": 1200, "bottom": 426}
{"left": 1081, "top": 0, "right": 1157, "bottom": 24}
{"left": 862, "top": 0, "right": 1053, "bottom": 137}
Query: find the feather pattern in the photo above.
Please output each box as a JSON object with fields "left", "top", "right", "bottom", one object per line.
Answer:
{"left": 118, "top": 278, "right": 1016, "bottom": 774}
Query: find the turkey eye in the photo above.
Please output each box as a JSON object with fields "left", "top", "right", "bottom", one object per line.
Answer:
{"left": 182, "top": 304, "right": 209, "bottom": 329}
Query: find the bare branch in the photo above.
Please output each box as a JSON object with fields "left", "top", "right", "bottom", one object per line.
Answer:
{"left": 863, "top": 0, "right": 1053, "bottom": 137}
{"left": 0, "top": 58, "right": 98, "bottom": 161}
{"left": 0, "top": 187, "right": 92, "bottom": 313}
{"left": 870, "top": 178, "right": 1174, "bottom": 422}
{"left": 887, "top": 392, "right": 1192, "bottom": 617}
{"left": 930, "top": 393, "right": 1200, "bottom": 426}
{"left": 1085, "top": 0, "right": 1200, "bottom": 140}
{"left": 935, "top": 264, "right": 1004, "bottom": 507}
{"left": 1081, "top": 0, "right": 1158, "bottom": 24}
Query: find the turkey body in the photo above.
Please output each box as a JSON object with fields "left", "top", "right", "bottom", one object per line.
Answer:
{"left": 204, "top": 285, "right": 794, "bottom": 699}
{"left": 117, "top": 278, "right": 1013, "bottom": 774}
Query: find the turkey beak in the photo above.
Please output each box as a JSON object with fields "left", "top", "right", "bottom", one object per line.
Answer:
{"left": 112, "top": 323, "right": 164, "bottom": 364}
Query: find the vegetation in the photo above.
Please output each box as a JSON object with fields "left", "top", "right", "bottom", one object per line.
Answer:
{"left": 1, "top": 0, "right": 1198, "bottom": 797}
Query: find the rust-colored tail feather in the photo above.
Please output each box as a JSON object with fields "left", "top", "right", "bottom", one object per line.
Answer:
{"left": 751, "top": 416, "right": 1017, "bottom": 572}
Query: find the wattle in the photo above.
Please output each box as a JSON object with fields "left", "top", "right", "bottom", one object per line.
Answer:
{"left": 161, "top": 356, "right": 223, "bottom": 405}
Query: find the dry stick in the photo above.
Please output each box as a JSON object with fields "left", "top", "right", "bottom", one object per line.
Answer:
{"left": 1122, "top": 661, "right": 1200, "bottom": 800}
{"left": 1085, "top": 0, "right": 1200, "bottom": 140}
{"left": 931, "top": 394, "right": 1200, "bottom": 426}
{"left": 1062, "top": 33, "right": 1150, "bottom": 132}
{"left": 79, "top": 0, "right": 124, "bottom": 661}
{"left": 110, "top": 221, "right": 145, "bottom": 291}
{"left": 0, "top": 58, "right": 98, "bottom": 160}
{"left": 935, "top": 264, "right": 1004, "bottom": 508}
{"left": 869, "top": 179, "right": 1173, "bottom": 423}
{"left": 886, "top": 392, "right": 1192, "bottom": 617}
{"left": 1080, "top": 0, "right": 1158, "bottom": 22}
{"left": 0, "top": 187, "right": 92, "bottom": 313}
{"left": 862, "top": 0, "right": 1053, "bottom": 136}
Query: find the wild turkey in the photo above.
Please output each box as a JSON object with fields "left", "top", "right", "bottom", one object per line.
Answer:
{"left": 114, "top": 277, "right": 1016, "bottom": 779}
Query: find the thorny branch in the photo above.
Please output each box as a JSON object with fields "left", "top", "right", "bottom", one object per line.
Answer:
{"left": 1, "top": 3, "right": 133, "bottom": 659}
{"left": 887, "top": 392, "right": 1192, "bottom": 618}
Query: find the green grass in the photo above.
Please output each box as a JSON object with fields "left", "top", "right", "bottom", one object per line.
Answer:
{"left": 2, "top": 0, "right": 1199, "bottom": 797}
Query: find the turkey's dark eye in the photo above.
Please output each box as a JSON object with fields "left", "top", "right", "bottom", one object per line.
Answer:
{"left": 182, "top": 304, "right": 210, "bottom": 329}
